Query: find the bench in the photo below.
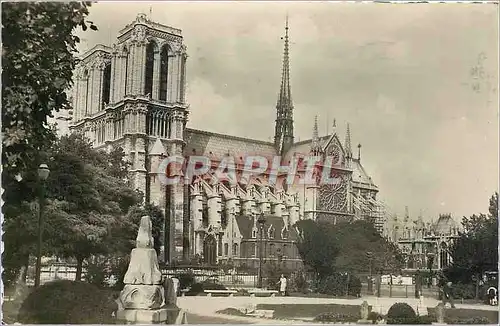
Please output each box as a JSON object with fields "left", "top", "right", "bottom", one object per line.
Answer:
{"left": 204, "top": 289, "right": 238, "bottom": 297}
{"left": 247, "top": 289, "right": 279, "bottom": 297}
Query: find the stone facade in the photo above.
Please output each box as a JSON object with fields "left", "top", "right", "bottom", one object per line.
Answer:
{"left": 69, "top": 14, "right": 386, "bottom": 266}
{"left": 384, "top": 210, "right": 460, "bottom": 271}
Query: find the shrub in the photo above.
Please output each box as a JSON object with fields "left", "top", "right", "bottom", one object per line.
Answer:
{"left": 446, "top": 316, "right": 492, "bottom": 324}
{"left": 216, "top": 308, "right": 247, "bottom": 316}
{"left": 291, "top": 271, "right": 309, "bottom": 293}
{"left": 186, "top": 279, "right": 227, "bottom": 296}
{"left": 174, "top": 271, "right": 196, "bottom": 290}
{"left": 84, "top": 256, "right": 109, "bottom": 288}
{"left": 18, "top": 280, "right": 118, "bottom": 324}
{"left": 83, "top": 255, "right": 129, "bottom": 290}
{"left": 414, "top": 315, "right": 436, "bottom": 324}
{"left": 313, "top": 312, "right": 359, "bottom": 323}
{"left": 452, "top": 283, "right": 476, "bottom": 300}
{"left": 348, "top": 275, "right": 362, "bottom": 297}
{"left": 386, "top": 302, "right": 417, "bottom": 324}
{"left": 317, "top": 273, "right": 362, "bottom": 297}
{"left": 368, "top": 311, "right": 384, "bottom": 324}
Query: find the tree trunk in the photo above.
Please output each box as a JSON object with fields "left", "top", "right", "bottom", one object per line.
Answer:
{"left": 21, "top": 254, "right": 29, "bottom": 283}
{"left": 475, "top": 273, "right": 481, "bottom": 300}
{"left": 75, "top": 257, "right": 84, "bottom": 281}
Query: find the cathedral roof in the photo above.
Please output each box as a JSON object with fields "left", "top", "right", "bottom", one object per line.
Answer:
{"left": 433, "top": 214, "right": 458, "bottom": 235}
{"left": 184, "top": 128, "right": 277, "bottom": 160}
{"left": 351, "top": 159, "right": 378, "bottom": 189}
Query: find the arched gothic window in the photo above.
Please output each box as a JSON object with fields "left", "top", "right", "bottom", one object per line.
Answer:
{"left": 267, "top": 226, "right": 275, "bottom": 239}
{"left": 102, "top": 64, "right": 111, "bottom": 109}
{"left": 233, "top": 243, "right": 238, "bottom": 256}
{"left": 224, "top": 243, "right": 228, "bottom": 256}
{"left": 84, "top": 69, "right": 90, "bottom": 115}
{"left": 269, "top": 243, "right": 275, "bottom": 257}
{"left": 144, "top": 41, "right": 156, "bottom": 96}
{"left": 159, "top": 45, "right": 169, "bottom": 101}
{"left": 123, "top": 47, "right": 129, "bottom": 95}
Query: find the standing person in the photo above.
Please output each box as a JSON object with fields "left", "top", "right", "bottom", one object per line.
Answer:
{"left": 278, "top": 274, "right": 287, "bottom": 296}
{"left": 442, "top": 281, "right": 456, "bottom": 308}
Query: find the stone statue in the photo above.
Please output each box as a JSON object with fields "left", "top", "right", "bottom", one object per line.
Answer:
{"left": 357, "top": 300, "right": 371, "bottom": 324}
{"left": 360, "top": 301, "right": 370, "bottom": 320}
{"left": 116, "top": 216, "right": 185, "bottom": 324}
{"left": 435, "top": 303, "right": 445, "bottom": 324}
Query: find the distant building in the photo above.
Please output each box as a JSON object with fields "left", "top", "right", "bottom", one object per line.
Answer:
{"left": 385, "top": 208, "right": 460, "bottom": 271}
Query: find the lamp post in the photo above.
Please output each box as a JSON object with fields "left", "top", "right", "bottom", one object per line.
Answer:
{"left": 426, "top": 252, "right": 435, "bottom": 288}
{"left": 366, "top": 251, "right": 373, "bottom": 293}
{"left": 35, "top": 163, "right": 50, "bottom": 288}
{"left": 257, "top": 214, "right": 266, "bottom": 288}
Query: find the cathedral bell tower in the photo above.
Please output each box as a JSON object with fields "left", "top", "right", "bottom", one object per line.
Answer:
{"left": 69, "top": 13, "right": 189, "bottom": 263}
{"left": 274, "top": 16, "right": 295, "bottom": 156}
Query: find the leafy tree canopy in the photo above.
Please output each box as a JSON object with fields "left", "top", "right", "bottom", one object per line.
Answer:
{"left": 2, "top": 134, "right": 143, "bottom": 284}
{"left": 2, "top": 1, "right": 96, "bottom": 178}
{"left": 295, "top": 219, "right": 403, "bottom": 280}
{"left": 295, "top": 220, "right": 340, "bottom": 280}
{"left": 445, "top": 192, "right": 498, "bottom": 284}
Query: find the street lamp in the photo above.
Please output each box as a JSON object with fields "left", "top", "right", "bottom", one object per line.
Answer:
{"left": 366, "top": 251, "right": 373, "bottom": 293}
{"left": 35, "top": 163, "right": 50, "bottom": 287}
{"left": 257, "top": 214, "right": 266, "bottom": 288}
{"left": 426, "top": 252, "right": 435, "bottom": 288}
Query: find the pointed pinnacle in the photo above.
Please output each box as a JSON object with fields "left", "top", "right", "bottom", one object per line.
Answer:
{"left": 313, "top": 115, "right": 319, "bottom": 140}
{"left": 344, "top": 122, "right": 352, "bottom": 157}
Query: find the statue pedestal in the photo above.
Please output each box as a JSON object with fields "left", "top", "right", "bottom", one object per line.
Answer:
{"left": 117, "top": 305, "right": 187, "bottom": 324}
{"left": 357, "top": 319, "right": 372, "bottom": 324}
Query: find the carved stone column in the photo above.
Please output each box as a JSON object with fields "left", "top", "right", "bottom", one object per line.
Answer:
{"left": 167, "top": 54, "right": 175, "bottom": 103}
{"left": 152, "top": 49, "right": 161, "bottom": 100}
{"left": 179, "top": 48, "right": 188, "bottom": 104}
{"left": 109, "top": 48, "right": 118, "bottom": 103}
{"left": 78, "top": 71, "right": 88, "bottom": 120}
{"left": 135, "top": 41, "right": 147, "bottom": 95}
{"left": 126, "top": 43, "right": 136, "bottom": 96}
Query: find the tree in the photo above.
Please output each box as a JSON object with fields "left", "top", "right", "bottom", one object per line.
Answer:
{"left": 2, "top": 2, "right": 97, "bottom": 285}
{"left": 295, "top": 219, "right": 404, "bottom": 286}
{"left": 445, "top": 192, "right": 498, "bottom": 288}
{"left": 43, "top": 134, "right": 142, "bottom": 280}
{"left": 2, "top": 134, "right": 144, "bottom": 285}
{"left": 295, "top": 220, "right": 340, "bottom": 281}
{"left": 2, "top": 2, "right": 96, "bottom": 178}
{"left": 332, "top": 220, "right": 404, "bottom": 274}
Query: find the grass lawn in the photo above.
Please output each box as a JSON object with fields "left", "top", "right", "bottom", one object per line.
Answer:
{"left": 187, "top": 313, "right": 253, "bottom": 324}
{"left": 289, "top": 292, "right": 360, "bottom": 299}
{"left": 427, "top": 307, "right": 498, "bottom": 324}
{"left": 256, "top": 303, "right": 367, "bottom": 319}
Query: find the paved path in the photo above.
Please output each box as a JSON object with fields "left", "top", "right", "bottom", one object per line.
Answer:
{"left": 177, "top": 295, "right": 498, "bottom": 323}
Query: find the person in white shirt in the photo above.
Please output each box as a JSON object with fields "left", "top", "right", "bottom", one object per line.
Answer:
{"left": 278, "top": 274, "right": 287, "bottom": 296}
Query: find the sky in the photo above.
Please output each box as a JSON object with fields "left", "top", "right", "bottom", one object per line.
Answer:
{"left": 76, "top": 1, "right": 499, "bottom": 221}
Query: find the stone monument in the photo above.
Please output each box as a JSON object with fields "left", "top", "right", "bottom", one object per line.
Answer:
{"left": 357, "top": 300, "right": 372, "bottom": 324}
{"left": 432, "top": 303, "right": 446, "bottom": 325}
{"left": 116, "top": 216, "right": 187, "bottom": 324}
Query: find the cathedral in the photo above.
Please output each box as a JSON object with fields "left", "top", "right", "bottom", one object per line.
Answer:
{"left": 69, "top": 14, "right": 386, "bottom": 267}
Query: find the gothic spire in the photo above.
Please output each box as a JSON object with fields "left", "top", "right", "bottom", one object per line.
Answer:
{"left": 311, "top": 115, "right": 321, "bottom": 155}
{"left": 344, "top": 123, "right": 352, "bottom": 159}
{"left": 274, "top": 14, "right": 294, "bottom": 156}
{"left": 313, "top": 115, "right": 319, "bottom": 140}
